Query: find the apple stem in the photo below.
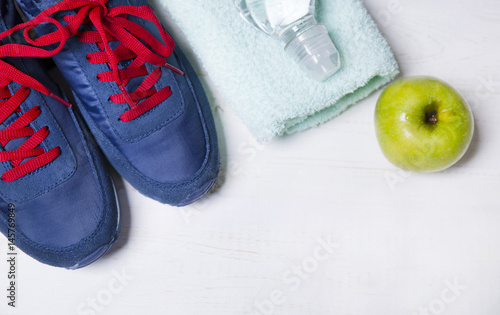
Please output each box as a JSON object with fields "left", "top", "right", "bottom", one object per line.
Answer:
{"left": 425, "top": 110, "right": 439, "bottom": 124}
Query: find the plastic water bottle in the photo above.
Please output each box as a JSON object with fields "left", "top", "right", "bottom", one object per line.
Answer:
{"left": 235, "top": 0, "right": 341, "bottom": 81}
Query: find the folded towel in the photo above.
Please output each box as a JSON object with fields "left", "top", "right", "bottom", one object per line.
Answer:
{"left": 158, "top": 0, "right": 400, "bottom": 141}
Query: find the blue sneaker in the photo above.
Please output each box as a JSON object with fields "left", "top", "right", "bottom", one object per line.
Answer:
{"left": 0, "top": 0, "right": 120, "bottom": 268}
{"left": 16, "top": 0, "right": 220, "bottom": 206}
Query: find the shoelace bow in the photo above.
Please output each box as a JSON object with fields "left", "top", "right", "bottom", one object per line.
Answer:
{"left": 0, "top": 0, "right": 181, "bottom": 182}
{"left": 0, "top": 16, "right": 71, "bottom": 182}
{"left": 38, "top": 0, "right": 184, "bottom": 122}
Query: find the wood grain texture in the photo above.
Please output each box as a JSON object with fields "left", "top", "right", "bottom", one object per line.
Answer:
{"left": 1, "top": 0, "right": 500, "bottom": 314}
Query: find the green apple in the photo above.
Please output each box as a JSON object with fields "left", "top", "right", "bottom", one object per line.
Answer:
{"left": 375, "top": 76, "right": 474, "bottom": 173}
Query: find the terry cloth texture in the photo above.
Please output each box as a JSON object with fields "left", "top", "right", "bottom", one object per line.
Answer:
{"left": 159, "top": 0, "right": 400, "bottom": 141}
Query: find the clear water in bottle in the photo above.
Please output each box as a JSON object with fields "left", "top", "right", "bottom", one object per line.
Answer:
{"left": 235, "top": 0, "right": 341, "bottom": 81}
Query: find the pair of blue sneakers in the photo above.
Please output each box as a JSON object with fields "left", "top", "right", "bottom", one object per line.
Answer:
{"left": 0, "top": 0, "right": 219, "bottom": 268}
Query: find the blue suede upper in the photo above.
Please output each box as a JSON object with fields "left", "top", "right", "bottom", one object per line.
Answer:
{"left": 0, "top": 1, "right": 120, "bottom": 268}
{"left": 16, "top": 0, "right": 220, "bottom": 205}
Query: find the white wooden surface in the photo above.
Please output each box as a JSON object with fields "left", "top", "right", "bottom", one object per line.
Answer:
{"left": 2, "top": 0, "right": 500, "bottom": 314}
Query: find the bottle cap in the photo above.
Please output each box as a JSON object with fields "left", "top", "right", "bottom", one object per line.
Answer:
{"left": 284, "top": 24, "right": 340, "bottom": 81}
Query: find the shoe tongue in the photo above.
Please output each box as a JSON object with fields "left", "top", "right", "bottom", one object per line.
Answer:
{"left": 0, "top": 123, "right": 29, "bottom": 154}
{"left": 107, "top": 41, "right": 147, "bottom": 92}
{"left": 0, "top": 116, "right": 35, "bottom": 166}
{"left": 119, "top": 59, "right": 133, "bottom": 68}
{"left": 106, "top": 40, "right": 135, "bottom": 73}
{"left": 0, "top": 109, "right": 17, "bottom": 128}
{"left": 0, "top": 83, "right": 37, "bottom": 160}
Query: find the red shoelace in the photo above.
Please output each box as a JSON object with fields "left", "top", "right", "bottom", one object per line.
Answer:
{"left": 0, "top": 0, "right": 180, "bottom": 182}
{"left": 38, "top": 0, "right": 184, "bottom": 122}
{"left": 0, "top": 16, "right": 72, "bottom": 182}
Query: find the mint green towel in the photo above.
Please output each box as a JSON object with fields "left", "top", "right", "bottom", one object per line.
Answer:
{"left": 158, "top": 0, "right": 399, "bottom": 141}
